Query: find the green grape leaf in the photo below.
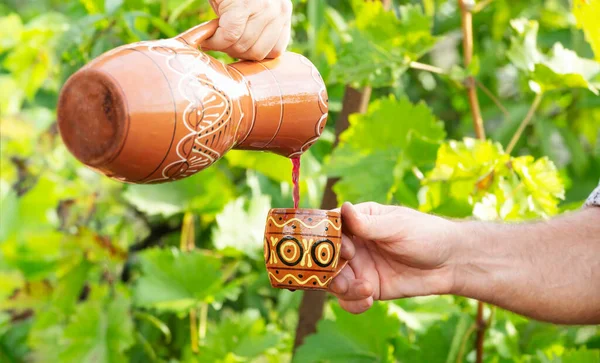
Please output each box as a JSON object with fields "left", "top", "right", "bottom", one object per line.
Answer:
{"left": 390, "top": 296, "right": 462, "bottom": 333}
{"left": 511, "top": 155, "right": 565, "bottom": 216}
{"left": 195, "top": 309, "right": 284, "bottom": 362}
{"left": 225, "top": 149, "right": 326, "bottom": 208}
{"left": 213, "top": 194, "right": 271, "bottom": 259}
{"left": 330, "top": 1, "right": 436, "bottom": 87}
{"left": 531, "top": 44, "right": 600, "bottom": 94}
{"left": 1, "top": 232, "right": 63, "bottom": 280}
{"left": 560, "top": 348, "right": 600, "bottom": 363}
{"left": 0, "top": 317, "right": 30, "bottom": 363}
{"left": 225, "top": 150, "right": 292, "bottom": 184}
{"left": 123, "top": 166, "right": 234, "bottom": 217}
{"left": 10, "top": 175, "right": 71, "bottom": 238}
{"left": 419, "top": 138, "right": 565, "bottom": 221}
{"left": 52, "top": 258, "right": 92, "bottom": 316}
{"left": 60, "top": 287, "right": 134, "bottom": 363}
{"left": 2, "top": 13, "right": 69, "bottom": 99}
{"left": 329, "top": 96, "right": 445, "bottom": 204}
{"left": 105, "top": 0, "right": 123, "bottom": 14}
{"left": 331, "top": 149, "right": 398, "bottom": 204}
{"left": 0, "top": 75, "right": 25, "bottom": 115}
{"left": 573, "top": 0, "right": 600, "bottom": 62}
{"left": 507, "top": 18, "right": 600, "bottom": 94}
{"left": 0, "top": 271, "right": 23, "bottom": 302}
{"left": 506, "top": 19, "right": 544, "bottom": 72}
{"left": 133, "top": 248, "right": 225, "bottom": 312}
{"left": 293, "top": 302, "right": 400, "bottom": 362}
{"left": 0, "top": 180, "right": 18, "bottom": 241}
{"left": 28, "top": 307, "right": 64, "bottom": 362}
{"left": 394, "top": 315, "right": 470, "bottom": 363}
{"left": 0, "top": 14, "right": 23, "bottom": 52}
{"left": 537, "top": 347, "right": 600, "bottom": 363}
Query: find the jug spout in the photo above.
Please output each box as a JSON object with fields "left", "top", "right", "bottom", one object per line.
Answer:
{"left": 229, "top": 53, "right": 328, "bottom": 158}
{"left": 57, "top": 21, "right": 328, "bottom": 184}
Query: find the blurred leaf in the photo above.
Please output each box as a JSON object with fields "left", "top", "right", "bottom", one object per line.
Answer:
{"left": 226, "top": 150, "right": 291, "bottom": 184}
{"left": 0, "top": 180, "right": 18, "bottom": 241}
{"left": 330, "top": 1, "right": 436, "bottom": 87}
{"left": 105, "top": 0, "right": 123, "bottom": 14}
{"left": 196, "top": 309, "right": 283, "bottom": 362}
{"left": 123, "top": 167, "right": 234, "bottom": 217}
{"left": 420, "top": 138, "right": 564, "bottom": 220}
{"left": 394, "top": 315, "right": 469, "bottom": 363}
{"left": 213, "top": 194, "right": 270, "bottom": 259}
{"left": 512, "top": 155, "right": 565, "bottom": 216}
{"left": 294, "top": 302, "right": 400, "bottom": 362}
{"left": 0, "top": 271, "right": 23, "bottom": 302}
{"left": 538, "top": 347, "right": 600, "bottom": 362}
{"left": 1, "top": 232, "right": 62, "bottom": 280}
{"left": 390, "top": 296, "right": 461, "bottom": 333}
{"left": 0, "top": 76, "right": 25, "bottom": 115}
{"left": 133, "top": 248, "right": 225, "bottom": 312}
{"left": 0, "top": 13, "right": 23, "bottom": 52}
{"left": 2, "top": 13, "right": 69, "bottom": 99}
{"left": 329, "top": 96, "right": 445, "bottom": 204}
{"left": 531, "top": 44, "right": 600, "bottom": 94}
{"left": 60, "top": 287, "right": 134, "bottom": 363}
{"left": 0, "top": 318, "right": 30, "bottom": 363}
{"left": 507, "top": 18, "right": 600, "bottom": 94}
{"left": 573, "top": 0, "right": 600, "bottom": 62}
{"left": 507, "top": 19, "right": 544, "bottom": 72}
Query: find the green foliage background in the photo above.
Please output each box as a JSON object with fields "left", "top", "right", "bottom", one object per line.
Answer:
{"left": 1, "top": 0, "right": 600, "bottom": 362}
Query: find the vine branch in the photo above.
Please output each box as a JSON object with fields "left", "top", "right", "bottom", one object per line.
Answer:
{"left": 506, "top": 93, "right": 543, "bottom": 154}
{"left": 458, "top": 1, "right": 488, "bottom": 362}
{"left": 459, "top": 0, "right": 485, "bottom": 140}
{"left": 409, "top": 62, "right": 509, "bottom": 120}
{"left": 457, "top": 323, "right": 477, "bottom": 363}
{"left": 409, "top": 61, "right": 445, "bottom": 74}
{"left": 475, "top": 79, "right": 509, "bottom": 120}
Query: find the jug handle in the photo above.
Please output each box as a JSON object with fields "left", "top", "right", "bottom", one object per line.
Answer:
{"left": 177, "top": 18, "right": 219, "bottom": 47}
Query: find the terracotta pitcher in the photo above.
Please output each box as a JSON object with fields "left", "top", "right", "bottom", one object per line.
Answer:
{"left": 57, "top": 19, "right": 328, "bottom": 184}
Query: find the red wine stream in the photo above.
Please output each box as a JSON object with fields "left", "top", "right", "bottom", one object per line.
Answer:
{"left": 291, "top": 156, "right": 301, "bottom": 209}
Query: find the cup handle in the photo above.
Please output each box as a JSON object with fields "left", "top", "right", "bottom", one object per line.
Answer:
{"left": 177, "top": 18, "right": 219, "bottom": 47}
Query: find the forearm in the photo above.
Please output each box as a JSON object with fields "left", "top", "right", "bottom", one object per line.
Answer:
{"left": 449, "top": 207, "right": 600, "bottom": 324}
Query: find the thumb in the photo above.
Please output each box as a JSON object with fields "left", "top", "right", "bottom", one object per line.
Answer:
{"left": 341, "top": 202, "right": 396, "bottom": 241}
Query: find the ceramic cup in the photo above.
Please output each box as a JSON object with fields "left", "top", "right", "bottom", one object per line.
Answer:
{"left": 263, "top": 208, "right": 346, "bottom": 291}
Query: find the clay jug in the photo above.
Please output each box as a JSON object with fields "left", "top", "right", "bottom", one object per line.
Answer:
{"left": 57, "top": 19, "right": 328, "bottom": 184}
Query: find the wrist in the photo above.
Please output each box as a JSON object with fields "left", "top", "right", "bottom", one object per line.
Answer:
{"left": 445, "top": 219, "right": 509, "bottom": 300}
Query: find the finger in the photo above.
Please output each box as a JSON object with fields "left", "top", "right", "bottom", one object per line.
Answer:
{"left": 266, "top": 1, "right": 292, "bottom": 58}
{"left": 266, "top": 22, "right": 290, "bottom": 58}
{"left": 242, "top": 16, "right": 286, "bottom": 61}
{"left": 202, "top": 9, "right": 250, "bottom": 51}
{"left": 329, "top": 261, "right": 358, "bottom": 295}
{"left": 339, "top": 296, "right": 374, "bottom": 314}
{"left": 328, "top": 264, "right": 355, "bottom": 296}
{"left": 350, "top": 201, "right": 398, "bottom": 215}
{"left": 332, "top": 279, "right": 374, "bottom": 301}
{"left": 340, "top": 234, "right": 355, "bottom": 261}
{"left": 223, "top": 7, "right": 279, "bottom": 59}
{"left": 341, "top": 202, "right": 397, "bottom": 241}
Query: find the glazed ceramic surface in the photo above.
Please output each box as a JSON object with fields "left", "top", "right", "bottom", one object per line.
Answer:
{"left": 57, "top": 19, "right": 328, "bottom": 184}
{"left": 264, "top": 208, "right": 346, "bottom": 291}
